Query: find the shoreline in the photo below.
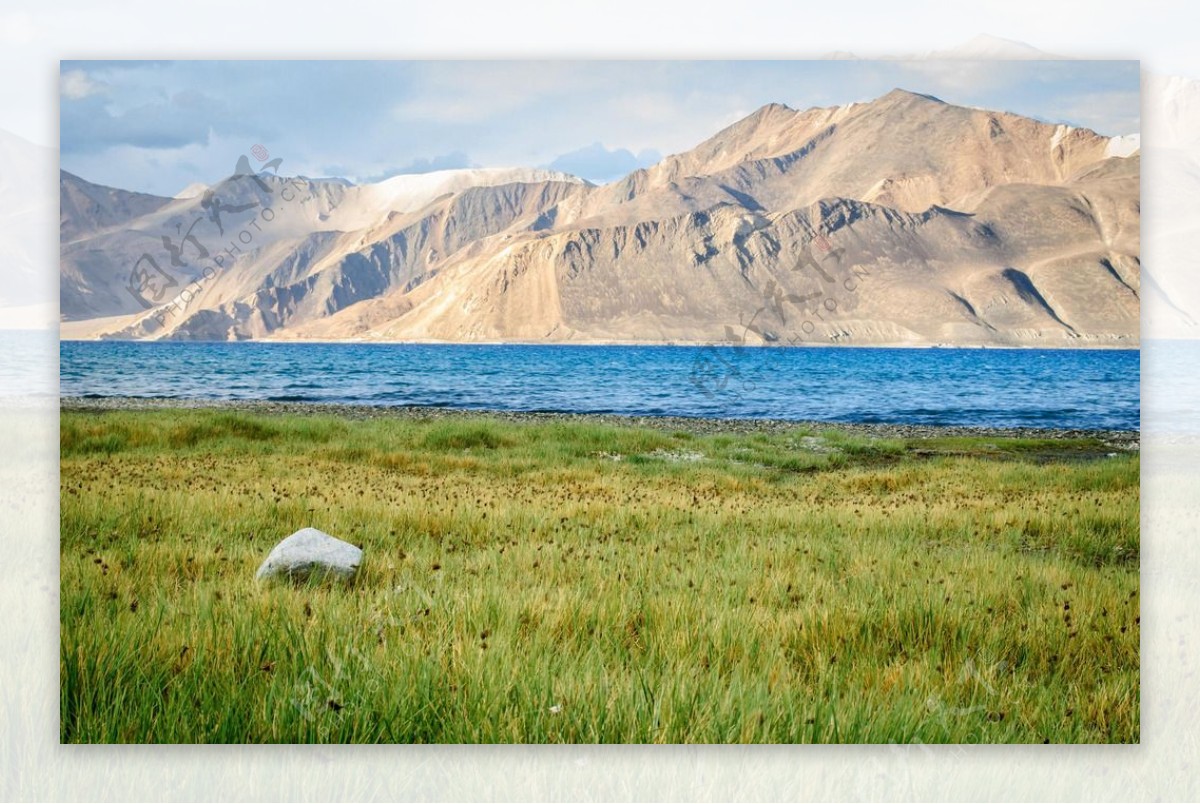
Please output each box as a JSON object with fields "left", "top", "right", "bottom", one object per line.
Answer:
{"left": 58, "top": 335, "right": 1141, "bottom": 350}
{"left": 60, "top": 396, "right": 1141, "bottom": 449}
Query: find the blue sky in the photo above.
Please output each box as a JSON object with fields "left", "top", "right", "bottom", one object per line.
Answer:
{"left": 59, "top": 59, "right": 1140, "bottom": 196}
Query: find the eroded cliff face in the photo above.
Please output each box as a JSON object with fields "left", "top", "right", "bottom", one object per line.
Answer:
{"left": 61, "top": 89, "right": 1139, "bottom": 347}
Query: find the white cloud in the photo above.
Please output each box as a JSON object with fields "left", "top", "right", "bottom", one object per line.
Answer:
{"left": 390, "top": 62, "right": 598, "bottom": 124}
{"left": 59, "top": 69, "right": 102, "bottom": 100}
{"left": 390, "top": 96, "right": 499, "bottom": 125}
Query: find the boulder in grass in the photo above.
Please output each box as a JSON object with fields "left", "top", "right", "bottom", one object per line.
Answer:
{"left": 255, "top": 527, "right": 362, "bottom": 584}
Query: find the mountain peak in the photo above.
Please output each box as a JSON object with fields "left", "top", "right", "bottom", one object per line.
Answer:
{"left": 726, "top": 102, "right": 796, "bottom": 130}
{"left": 879, "top": 88, "right": 946, "bottom": 105}
{"left": 754, "top": 102, "right": 795, "bottom": 115}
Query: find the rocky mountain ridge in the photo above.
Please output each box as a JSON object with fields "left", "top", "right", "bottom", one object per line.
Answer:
{"left": 60, "top": 88, "right": 1140, "bottom": 347}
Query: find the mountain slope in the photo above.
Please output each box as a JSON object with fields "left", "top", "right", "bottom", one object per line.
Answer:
{"left": 60, "top": 171, "right": 175, "bottom": 242}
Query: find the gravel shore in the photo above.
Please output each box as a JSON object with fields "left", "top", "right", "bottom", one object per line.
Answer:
{"left": 60, "top": 396, "right": 1140, "bottom": 450}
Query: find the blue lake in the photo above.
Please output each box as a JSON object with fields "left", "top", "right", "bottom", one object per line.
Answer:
{"left": 58, "top": 341, "right": 1141, "bottom": 430}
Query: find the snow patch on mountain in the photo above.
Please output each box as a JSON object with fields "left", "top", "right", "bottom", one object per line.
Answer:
{"left": 174, "top": 182, "right": 209, "bottom": 200}
{"left": 1050, "top": 124, "right": 1073, "bottom": 152}
{"left": 364, "top": 168, "right": 584, "bottom": 214}
{"left": 1105, "top": 134, "right": 1141, "bottom": 158}
{"left": 317, "top": 167, "right": 588, "bottom": 231}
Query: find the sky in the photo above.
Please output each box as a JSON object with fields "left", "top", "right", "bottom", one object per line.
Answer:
{"left": 58, "top": 59, "right": 1141, "bottom": 197}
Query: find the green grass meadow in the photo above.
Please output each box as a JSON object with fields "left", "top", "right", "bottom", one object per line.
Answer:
{"left": 60, "top": 409, "right": 1139, "bottom": 743}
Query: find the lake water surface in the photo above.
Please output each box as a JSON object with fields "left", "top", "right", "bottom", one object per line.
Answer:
{"left": 58, "top": 341, "right": 1140, "bottom": 430}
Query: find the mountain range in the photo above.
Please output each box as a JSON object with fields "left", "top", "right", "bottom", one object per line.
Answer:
{"left": 59, "top": 88, "right": 1140, "bottom": 347}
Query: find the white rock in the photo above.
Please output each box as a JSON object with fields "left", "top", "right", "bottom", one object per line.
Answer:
{"left": 255, "top": 527, "right": 362, "bottom": 583}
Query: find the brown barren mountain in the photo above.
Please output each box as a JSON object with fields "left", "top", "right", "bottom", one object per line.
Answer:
{"left": 60, "top": 89, "right": 1139, "bottom": 347}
